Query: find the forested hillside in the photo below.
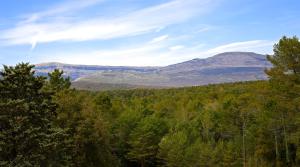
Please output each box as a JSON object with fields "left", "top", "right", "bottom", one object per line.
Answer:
{"left": 1, "top": 36, "right": 300, "bottom": 167}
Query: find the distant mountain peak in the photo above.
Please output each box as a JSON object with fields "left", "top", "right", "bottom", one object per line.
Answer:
{"left": 161, "top": 52, "right": 271, "bottom": 73}
{"left": 35, "top": 62, "right": 65, "bottom": 67}
{"left": 34, "top": 52, "right": 272, "bottom": 90}
{"left": 211, "top": 52, "right": 266, "bottom": 59}
{"left": 214, "top": 51, "right": 257, "bottom": 55}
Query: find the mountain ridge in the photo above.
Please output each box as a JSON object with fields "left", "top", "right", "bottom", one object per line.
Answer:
{"left": 34, "top": 52, "right": 272, "bottom": 90}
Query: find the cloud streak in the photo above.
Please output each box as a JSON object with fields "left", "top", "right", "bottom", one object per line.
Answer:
{"left": 0, "top": 0, "right": 218, "bottom": 48}
{"left": 37, "top": 40, "right": 273, "bottom": 66}
{"left": 206, "top": 40, "right": 274, "bottom": 54}
{"left": 22, "top": 0, "right": 105, "bottom": 23}
{"left": 150, "top": 35, "right": 169, "bottom": 43}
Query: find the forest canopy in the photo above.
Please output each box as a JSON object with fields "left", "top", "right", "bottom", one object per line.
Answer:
{"left": 0, "top": 36, "right": 300, "bottom": 167}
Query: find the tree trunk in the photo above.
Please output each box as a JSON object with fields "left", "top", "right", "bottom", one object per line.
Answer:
{"left": 274, "top": 131, "right": 280, "bottom": 167}
{"left": 243, "top": 115, "right": 247, "bottom": 167}
{"left": 141, "top": 158, "right": 145, "bottom": 167}
{"left": 282, "top": 113, "right": 290, "bottom": 164}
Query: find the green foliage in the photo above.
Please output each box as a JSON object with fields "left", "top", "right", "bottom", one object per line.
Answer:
{"left": 1, "top": 36, "right": 300, "bottom": 166}
{"left": 158, "top": 131, "right": 188, "bottom": 167}
{"left": 265, "top": 36, "right": 300, "bottom": 166}
{"left": 126, "top": 116, "right": 168, "bottom": 167}
{"left": 267, "top": 36, "right": 300, "bottom": 77}
{"left": 0, "top": 63, "right": 70, "bottom": 166}
{"left": 266, "top": 36, "right": 300, "bottom": 96}
{"left": 54, "top": 90, "right": 119, "bottom": 167}
{"left": 46, "top": 69, "right": 71, "bottom": 92}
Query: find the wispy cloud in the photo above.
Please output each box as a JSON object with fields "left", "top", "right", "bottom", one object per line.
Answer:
{"left": 22, "top": 0, "right": 105, "bottom": 23}
{"left": 171, "top": 40, "right": 274, "bottom": 61}
{"left": 36, "top": 39, "right": 273, "bottom": 66}
{"left": 39, "top": 42, "right": 167, "bottom": 66}
{"left": 195, "top": 25, "right": 217, "bottom": 33}
{"left": 149, "top": 35, "right": 169, "bottom": 43}
{"left": 0, "top": 0, "right": 218, "bottom": 48}
{"left": 206, "top": 40, "right": 274, "bottom": 54}
{"left": 169, "top": 45, "right": 185, "bottom": 51}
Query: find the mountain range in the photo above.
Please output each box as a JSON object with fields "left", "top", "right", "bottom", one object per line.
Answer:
{"left": 35, "top": 52, "right": 272, "bottom": 90}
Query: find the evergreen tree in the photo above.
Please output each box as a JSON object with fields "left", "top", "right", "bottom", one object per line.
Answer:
{"left": 158, "top": 131, "right": 188, "bottom": 167}
{"left": 0, "top": 63, "right": 69, "bottom": 166}
{"left": 266, "top": 36, "right": 300, "bottom": 166}
{"left": 47, "top": 69, "right": 71, "bottom": 92}
{"left": 266, "top": 36, "right": 300, "bottom": 96}
{"left": 127, "top": 116, "right": 168, "bottom": 167}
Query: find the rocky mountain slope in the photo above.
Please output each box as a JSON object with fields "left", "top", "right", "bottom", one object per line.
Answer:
{"left": 35, "top": 52, "right": 272, "bottom": 90}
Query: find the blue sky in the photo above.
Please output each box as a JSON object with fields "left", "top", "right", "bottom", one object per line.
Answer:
{"left": 0, "top": 0, "right": 299, "bottom": 66}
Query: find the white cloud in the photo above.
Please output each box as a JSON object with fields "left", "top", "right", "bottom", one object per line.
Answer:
{"left": 206, "top": 40, "right": 274, "bottom": 54}
{"left": 195, "top": 25, "right": 216, "bottom": 33}
{"left": 22, "top": 0, "right": 105, "bottom": 23}
{"left": 150, "top": 35, "right": 169, "bottom": 43}
{"left": 36, "top": 40, "right": 273, "bottom": 66}
{"left": 169, "top": 45, "right": 185, "bottom": 51}
{"left": 0, "top": 0, "right": 218, "bottom": 48}
{"left": 39, "top": 43, "right": 167, "bottom": 66}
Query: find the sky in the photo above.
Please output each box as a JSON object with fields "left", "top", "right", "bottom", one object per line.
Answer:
{"left": 0, "top": 0, "right": 299, "bottom": 66}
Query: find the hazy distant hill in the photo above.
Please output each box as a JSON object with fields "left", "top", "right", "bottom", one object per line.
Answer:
{"left": 35, "top": 52, "right": 272, "bottom": 90}
{"left": 35, "top": 62, "right": 158, "bottom": 80}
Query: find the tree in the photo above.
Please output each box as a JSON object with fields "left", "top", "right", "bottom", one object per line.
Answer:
{"left": 0, "top": 63, "right": 69, "bottom": 166}
{"left": 266, "top": 36, "right": 300, "bottom": 166}
{"left": 46, "top": 69, "right": 71, "bottom": 92}
{"left": 54, "top": 88, "right": 119, "bottom": 167}
{"left": 158, "top": 131, "right": 189, "bottom": 167}
{"left": 266, "top": 36, "right": 300, "bottom": 96}
{"left": 127, "top": 116, "right": 168, "bottom": 167}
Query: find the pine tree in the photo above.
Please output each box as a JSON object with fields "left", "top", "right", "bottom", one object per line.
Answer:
{"left": 266, "top": 36, "right": 300, "bottom": 166}
{"left": 47, "top": 69, "right": 71, "bottom": 92}
{"left": 266, "top": 36, "right": 300, "bottom": 96}
{"left": 127, "top": 116, "right": 168, "bottom": 167}
{"left": 0, "top": 63, "right": 69, "bottom": 166}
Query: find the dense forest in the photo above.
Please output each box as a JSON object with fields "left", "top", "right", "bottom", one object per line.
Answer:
{"left": 1, "top": 36, "right": 300, "bottom": 167}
